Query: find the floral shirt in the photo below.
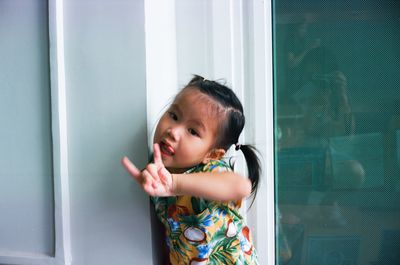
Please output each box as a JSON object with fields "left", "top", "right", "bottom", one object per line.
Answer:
{"left": 151, "top": 160, "right": 259, "bottom": 265}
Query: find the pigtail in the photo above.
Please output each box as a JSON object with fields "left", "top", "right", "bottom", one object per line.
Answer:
{"left": 240, "top": 144, "right": 261, "bottom": 208}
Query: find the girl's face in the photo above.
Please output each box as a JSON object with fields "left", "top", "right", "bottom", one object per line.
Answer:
{"left": 153, "top": 88, "right": 224, "bottom": 173}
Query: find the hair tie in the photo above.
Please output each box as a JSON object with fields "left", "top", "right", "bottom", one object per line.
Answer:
{"left": 235, "top": 143, "right": 241, "bottom": 151}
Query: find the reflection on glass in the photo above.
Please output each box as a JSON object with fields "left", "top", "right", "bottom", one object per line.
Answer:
{"left": 273, "top": 1, "right": 400, "bottom": 264}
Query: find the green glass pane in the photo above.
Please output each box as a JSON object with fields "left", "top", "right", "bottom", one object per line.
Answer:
{"left": 273, "top": 1, "right": 400, "bottom": 265}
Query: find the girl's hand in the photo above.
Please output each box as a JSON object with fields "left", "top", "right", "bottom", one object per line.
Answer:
{"left": 121, "top": 143, "right": 175, "bottom": 197}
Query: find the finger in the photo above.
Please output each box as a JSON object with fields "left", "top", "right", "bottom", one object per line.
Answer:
{"left": 158, "top": 167, "right": 171, "bottom": 185}
{"left": 141, "top": 170, "right": 152, "bottom": 185}
{"left": 153, "top": 143, "right": 163, "bottom": 167}
{"left": 142, "top": 170, "right": 157, "bottom": 194}
{"left": 146, "top": 163, "right": 158, "bottom": 177}
{"left": 121, "top": 157, "right": 141, "bottom": 181}
{"left": 146, "top": 164, "right": 161, "bottom": 188}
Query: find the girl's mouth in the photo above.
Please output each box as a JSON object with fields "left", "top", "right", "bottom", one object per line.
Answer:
{"left": 160, "top": 141, "right": 175, "bottom": 156}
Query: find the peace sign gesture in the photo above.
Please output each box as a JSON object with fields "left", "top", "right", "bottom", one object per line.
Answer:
{"left": 121, "top": 143, "right": 175, "bottom": 197}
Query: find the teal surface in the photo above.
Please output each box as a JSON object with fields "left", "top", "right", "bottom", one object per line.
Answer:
{"left": 273, "top": 1, "right": 400, "bottom": 264}
{"left": 0, "top": 0, "right": 54, "bottom": 255}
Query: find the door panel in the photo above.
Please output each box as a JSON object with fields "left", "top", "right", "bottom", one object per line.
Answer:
{"left": 0, "top": 0, "right": 54, "bottom": 255}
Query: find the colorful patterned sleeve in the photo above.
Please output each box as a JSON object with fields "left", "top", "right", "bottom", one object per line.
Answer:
{"left": 198, "top": 160, "right": 243, "bottom": 210}
{"left": 202, "top": 159, "right": 232, "bottom": 172}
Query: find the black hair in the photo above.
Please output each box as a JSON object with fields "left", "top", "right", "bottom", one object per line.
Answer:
{"left": 183, "top": 74, "right": 261, "bottom": 206}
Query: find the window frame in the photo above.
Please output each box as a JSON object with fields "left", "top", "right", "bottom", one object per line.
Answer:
{"left": 246, "top": 0, "right": 276, "bottom": 264}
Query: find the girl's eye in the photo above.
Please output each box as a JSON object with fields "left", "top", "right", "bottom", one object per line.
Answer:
{"left": 168, "top": 111, "right": 178, "bottom": 121}
{"left": 188, "top": 128, "right": 199, "bottom": 136}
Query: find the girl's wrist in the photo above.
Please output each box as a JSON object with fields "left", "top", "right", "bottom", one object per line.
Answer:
{"left": 172, "top": 173, "right": 180, "bottom": 195}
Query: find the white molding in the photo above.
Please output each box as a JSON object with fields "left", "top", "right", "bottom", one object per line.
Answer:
{"left": 247, "top": 0, "right": 276, "bottom": 264}
{"left": 0, "top": 253, "right": 54, "bottom": 265}
{"left": 145, "top": 0, "right": 179, "bottom": 149}
{"left": 49, "top": 0, "right": 72, "bottom": 264}
{"left": 228, "top": 0, "right": 246, "bottom": 105}
{"left": 211, "top": 0, "right": 232, "bottom": 82}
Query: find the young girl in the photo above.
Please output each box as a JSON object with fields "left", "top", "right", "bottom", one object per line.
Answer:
{"left": 122, "top": 75, "right": 261, "bottom": 265}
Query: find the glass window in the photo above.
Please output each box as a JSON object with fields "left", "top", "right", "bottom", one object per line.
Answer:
{"left": 273, "top": 1, "right": 400, "bottom": 264}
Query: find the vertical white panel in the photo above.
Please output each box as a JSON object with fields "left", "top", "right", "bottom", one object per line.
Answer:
{"left": 145, "top": 0, "right": 178, "bottom": 145}
{"left": 211, "top": 0, "right": 233, "bottom": 82}
{"left": 246, "top": 0, "right": 275, "bottom": 264}
{"left": 0, "top": 0, "right": 54, "bottom": 256}
{"left": 175, "top": 0, "right": 213, "bottom": 85}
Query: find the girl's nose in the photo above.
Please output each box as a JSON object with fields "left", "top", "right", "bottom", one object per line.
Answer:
{"left": 166, "top": 126, "right": 180, "bottom": 141}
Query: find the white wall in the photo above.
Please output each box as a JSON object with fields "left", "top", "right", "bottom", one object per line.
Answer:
{"left": 63, "top": 1, "right": 152, "bottom": 264}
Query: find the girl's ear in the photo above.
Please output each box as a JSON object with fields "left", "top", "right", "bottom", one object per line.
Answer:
{"left": 202, "top": 148, "right": 226, "bottom": 164}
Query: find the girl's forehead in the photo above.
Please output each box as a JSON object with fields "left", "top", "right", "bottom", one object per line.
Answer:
{"left": 173, "top": 88, "right": 225, "bottom": 122}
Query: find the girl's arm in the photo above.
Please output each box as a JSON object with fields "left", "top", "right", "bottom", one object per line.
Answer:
{"left": 173, "top": 171, "right": 251, "bottom": 201}
{"left": 121, "top": 143, "right": 252, "bottom": 201}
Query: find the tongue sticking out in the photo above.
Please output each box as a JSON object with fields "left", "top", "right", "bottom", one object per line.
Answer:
{"left": 160, "top": 142, "right": 175, "bottom": 156}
